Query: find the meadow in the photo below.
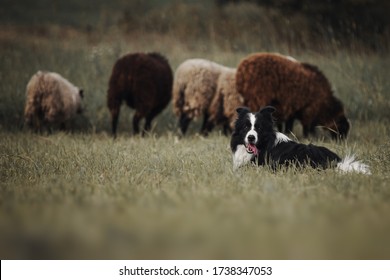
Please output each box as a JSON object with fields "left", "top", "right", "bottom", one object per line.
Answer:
{"left": 1, "top": 0, "right": 390, "bottom": 259}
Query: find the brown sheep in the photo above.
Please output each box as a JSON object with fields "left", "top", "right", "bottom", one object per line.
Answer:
{"left": 206, "top": 68, "right": 244, "bottom": 135}
{"left": 236, "top": 52, "right": 350, "bottom": 139}
{"left": 24, "top": 71, "right": 84, "bottom": 132}
{"left": 107, "top": 52, "right": 173, "bottom": 137}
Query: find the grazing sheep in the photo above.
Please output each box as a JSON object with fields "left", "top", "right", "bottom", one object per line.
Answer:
{"left": 24, "top": 71, "right": 84, "bottom": 132}
{"left": 172, "top": 58, "right": 234, "bottom": 135}
{"left": 107, "top": 52, "right": 173, "bottom": 137}
{"left": 236, "top": 53, "right": 350, "bottom": 139}
{"left": 206, "top": 68, "right": 244, "bottom": 135}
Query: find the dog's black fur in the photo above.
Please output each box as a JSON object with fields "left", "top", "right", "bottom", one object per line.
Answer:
{"left": 231, "top": 106, "right": 342, "bottom": 170}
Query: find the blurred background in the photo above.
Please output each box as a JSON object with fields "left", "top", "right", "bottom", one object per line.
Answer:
{"left": 0, "top": 0, "right": 390, "bottom": 134}
{"left": 0, "top": 0, "right": 389, "bottom": 134}
{"left": 2, "top": 0, "right": 389, "bottom": 51}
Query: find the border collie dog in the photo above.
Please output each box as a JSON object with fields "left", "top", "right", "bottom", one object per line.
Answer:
{"left": 230, "top": 106, "right": 370, "bottom": 174}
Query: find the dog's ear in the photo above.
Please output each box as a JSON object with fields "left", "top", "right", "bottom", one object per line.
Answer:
{"left": 258, "top": 106, "right": 276, "bottom": 125}
{"left": 259, "top": 106, "right": 276, "bottom": 115}
{"left": 236, "top": 107, "right": 250, "bottom": 115}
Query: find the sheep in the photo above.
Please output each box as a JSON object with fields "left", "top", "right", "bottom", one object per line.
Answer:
{"left": 172, "top": 58, "right": 234, "bottom": 135}
{"left": 236, "top": 52, "right": 350, "bottom": 139}
{"left": 24, "top": 71, "right": 84, "bottom": 132}
{"left": 206, "top": 68, "right": 244, "bottom": 135}
{"left": 107, "top": 52, "right": 173, "bottom": 137}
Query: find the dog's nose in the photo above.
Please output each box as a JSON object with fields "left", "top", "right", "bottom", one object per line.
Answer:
{"left": 247, "top": 134, "right": 256, "bottom": 143}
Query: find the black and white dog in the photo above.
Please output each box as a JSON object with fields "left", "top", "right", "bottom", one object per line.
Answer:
{"left": 230, "top": 106, "right": 370, "bottom": 174}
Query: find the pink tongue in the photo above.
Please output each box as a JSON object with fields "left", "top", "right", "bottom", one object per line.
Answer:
{"left": 248, "top": 144, "right": 258, "bottom": 155}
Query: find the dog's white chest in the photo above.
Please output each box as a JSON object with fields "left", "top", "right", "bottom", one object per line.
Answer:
{"left": 233, "top": 144, "right": 255, "bottom": 170}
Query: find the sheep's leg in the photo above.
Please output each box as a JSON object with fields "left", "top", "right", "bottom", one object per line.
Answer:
{"left": 108, "top": 95, "right": 122, "bottom": 137}
{"left": 201, "top": 112, "right": 212, "bottom": 136}
{"left": 143, "top": 117, "right": 152, "bottom": 134}
{"left": 285, "top": 118, "right": 295, "bottom": 133}
{"left": 303, "top": 124, "right": 316, "bottom": 138}
{"left": 59, "top": 122, "right": 66, "bottom": 131}
{"left": 110, "top": 108, "right": 120, "bottom": 137}
{"left": 202, "top": 121, "right": 214, "bottom": 136}
{"left": 303, "top": 125, "right": 309, "bottom": 137}
{"left": 143, "top": 109, "right": 160, "bottom": 136}
{"left": 33, "top": 117, "right": 41, "bottom": 134}
{"left": 309, "top": 125, "right": 316, "bottom": 136}
{"left": 34, "top": 110, "right": 45, "bottom": 134}
{"left": 133, "top": 111, "right": 142, "bottom": 135}
{"left": 223, "top": 123, "right": 232, "bottom": 136}
{"left": 179, "top": 114, "right": 191, "bottom": 135}
{"left": 41, "top": 116, "right": 51, "bottom": 135}
{"left": 42, "top": 121, "right": 52, "bottom": 135}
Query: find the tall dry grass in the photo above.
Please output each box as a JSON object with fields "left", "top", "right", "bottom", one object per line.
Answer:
{"left": 0, "top": 0, "right": 390, "bottom": 259}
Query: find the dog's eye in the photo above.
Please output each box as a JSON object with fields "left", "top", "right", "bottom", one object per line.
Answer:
{"left": 245, "top": 121, "right": 251, "bottom": 129}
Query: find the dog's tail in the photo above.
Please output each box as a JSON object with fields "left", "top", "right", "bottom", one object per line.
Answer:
{"left": 337, "top": 154, "right": 371, "bottom": 175}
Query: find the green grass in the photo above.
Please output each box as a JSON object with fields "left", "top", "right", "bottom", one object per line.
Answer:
{"left": 1, "top": 132, "right": 390, "bottom": 259}
{"left": 1, "top": 0, "right": 390, "bottom": 259}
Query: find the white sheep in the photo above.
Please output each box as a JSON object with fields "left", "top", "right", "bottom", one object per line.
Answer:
{"left": 172, "top": 58, "right": 234, "bottom": 135}
{"left": 24, "top": 71, "right": 84, "bottom": 132}
{"left": 207, "top": 68, "right": 244, "bottom": 135}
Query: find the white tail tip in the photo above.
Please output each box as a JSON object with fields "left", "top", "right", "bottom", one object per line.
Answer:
{"left": 337, "top": 154, "right": 371, "bottom": 175}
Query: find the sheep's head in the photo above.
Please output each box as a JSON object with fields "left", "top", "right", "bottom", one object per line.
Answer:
{"left": 76, "top": 88, "right": 84, "bottom": 114}
{"left": 322, "top": 110, "right": 350, "bottom": 140}
{"left": 329, "top": 115, "right": 350, "bottom": 140}
{"left": 321, "top": 96, "right": 350, "bottom": 140}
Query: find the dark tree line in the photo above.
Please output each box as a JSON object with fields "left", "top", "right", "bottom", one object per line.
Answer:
{"left": 216, "top": 0, "right": 390, "bottom": 49}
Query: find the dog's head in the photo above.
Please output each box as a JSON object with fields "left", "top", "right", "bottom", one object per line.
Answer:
{"left": 231, "top": 106, "right": 276, "bottom": 155}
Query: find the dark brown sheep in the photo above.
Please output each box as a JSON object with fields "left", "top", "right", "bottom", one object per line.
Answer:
{"left": 236, "top": 53, "right": 350, "bottom": 139}
{"left": 107, "top": 52, "right": 173, "bottom": 136}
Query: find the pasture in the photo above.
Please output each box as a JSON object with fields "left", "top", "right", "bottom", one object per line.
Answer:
{"left": 1, "top": 0, "right": 390, "bottom": 259}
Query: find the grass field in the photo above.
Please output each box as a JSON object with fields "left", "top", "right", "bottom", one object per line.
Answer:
{"left": 1, "top": 0, "right": 390, "bottom": 259}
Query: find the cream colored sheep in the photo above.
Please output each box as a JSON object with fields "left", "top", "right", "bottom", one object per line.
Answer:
{"left": 206, "top": 68, "right": 244, "bottom": 135}
{"left": 24, "top": 71, "right": 84, "bottom": 132}
{"left": 172, "top": 58, "right": 233, "bottom": 135}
